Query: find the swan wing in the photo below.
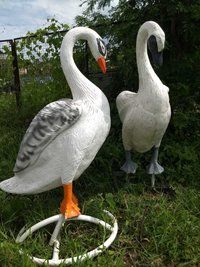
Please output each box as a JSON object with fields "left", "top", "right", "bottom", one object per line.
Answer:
{"left": 14, "top": 99, "right": 82, "bottom": 173}
{"left": 116, "top": 90, "right": 137, "bottom": 122}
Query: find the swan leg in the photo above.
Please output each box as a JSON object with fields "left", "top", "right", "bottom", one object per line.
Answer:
{"left": 120, "top": 150, "right": 137, "bottom": 174}
{"left": 72, "top": 192, "right": 79, "bottom": 205}
{"left": 146, "top": 146, "right": 164, "bottom": 187}
{"left": 60, "top": 183, "right": 81, "bottom": 219}
{"left": 151, "top": 174, "right": 156, "bottom": 188}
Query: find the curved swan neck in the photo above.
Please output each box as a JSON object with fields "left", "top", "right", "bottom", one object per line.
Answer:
{"left": 136, "top": 24, "right": 162, "bottom": 91}
{"left": 60, "top": 27, "right": 102, "bottom": 103}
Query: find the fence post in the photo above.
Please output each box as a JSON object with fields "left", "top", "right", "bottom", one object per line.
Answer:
{"left": 10, "top": 39, "right": 21, "bottom": 109}
{"left": 85, "top": 41, "right": 89, "bottom": 76}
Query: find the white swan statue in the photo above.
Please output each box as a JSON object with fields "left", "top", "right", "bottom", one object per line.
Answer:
{"left": 0, "top": 27, "right": 110, "bottom": 218}
{"left": 116, "top": 21, "right": 171, "bottom": 187}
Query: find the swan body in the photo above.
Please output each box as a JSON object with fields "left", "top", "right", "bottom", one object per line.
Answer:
{"left": 116, "top": 21, "right": 171, "bottom": 183}
{"left": 0, "top": 27, "right": 110, "bottom": 198}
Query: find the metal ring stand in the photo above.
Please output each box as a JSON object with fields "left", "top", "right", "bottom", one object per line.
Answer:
{"left": 16, "top": 210, "right": 118, "bottom": 266}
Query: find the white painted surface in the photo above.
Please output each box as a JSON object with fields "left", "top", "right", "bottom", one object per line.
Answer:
{"left": 0, "top": 27, "right": 110, "bottom": 194}
{"left": 116, "top": 21, "right": 171, "bottom": 153}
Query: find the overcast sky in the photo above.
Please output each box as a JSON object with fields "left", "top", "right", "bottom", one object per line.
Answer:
{"left": 0, "top": 0, "right": 92, "bottom": 40}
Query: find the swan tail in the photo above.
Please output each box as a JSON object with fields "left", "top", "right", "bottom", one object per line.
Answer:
{"left": 0, "top": 176, "right": 28, "bottom": 194}
{"left": 0, "top": 175, "right": 62, "bottom": 195}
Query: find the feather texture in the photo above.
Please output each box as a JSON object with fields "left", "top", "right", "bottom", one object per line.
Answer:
{"left": 14, "top": 99, "right": 82, "bottom": 173}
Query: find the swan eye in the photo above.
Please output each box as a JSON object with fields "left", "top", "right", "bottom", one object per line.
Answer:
{"left": 97, "top": 38, "right": 106, "bottom": 56}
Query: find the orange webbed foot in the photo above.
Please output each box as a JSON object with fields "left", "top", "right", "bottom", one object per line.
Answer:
{"left": 60, "top": 199, "right": 80, "bottom": 219}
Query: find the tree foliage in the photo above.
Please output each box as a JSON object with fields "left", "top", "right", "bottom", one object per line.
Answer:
{"left": 15, "top": 18, "right": 69, "bottom": 83}
{"left": 0, "top": 18, "right": 89, "bottom": 94}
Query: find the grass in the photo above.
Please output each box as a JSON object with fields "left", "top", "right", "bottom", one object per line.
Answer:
{"left": 0, "top": 81, "right": 200, "bottom": 266}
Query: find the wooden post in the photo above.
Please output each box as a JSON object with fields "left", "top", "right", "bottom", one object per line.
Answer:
{"left": 10, "top": 39, "right": 21, "bottom": 109}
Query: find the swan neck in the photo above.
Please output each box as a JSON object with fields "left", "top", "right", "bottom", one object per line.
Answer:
{"left": 60, "top": 29, "right": 102, "bottom": 103}
{"left": 136, "top": 28, "right": 161, "bottom": 90}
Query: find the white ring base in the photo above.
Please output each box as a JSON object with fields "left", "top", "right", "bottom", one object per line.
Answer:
{"left": 16, "top": 210, "right": 118, "bottom": 266}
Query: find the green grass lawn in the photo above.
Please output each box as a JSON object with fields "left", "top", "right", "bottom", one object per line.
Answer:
{"left": 0, "top": 84, "right": 200, "bottom": 266}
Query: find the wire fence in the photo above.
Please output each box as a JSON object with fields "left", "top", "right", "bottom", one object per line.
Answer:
{"left": 0, "top": 41, "right": 14, "bottom": 91}
{"left": 0, "top": 26, "right": 118, "bottom": 108}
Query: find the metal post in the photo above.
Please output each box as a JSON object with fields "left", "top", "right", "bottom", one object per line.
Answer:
{"left": 10, "top": 39, "right": 21, "bottom": 109}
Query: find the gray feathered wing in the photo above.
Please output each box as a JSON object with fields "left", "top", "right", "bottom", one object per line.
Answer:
{"left": 14, "top": 99, "right": 82, "bottom": 173}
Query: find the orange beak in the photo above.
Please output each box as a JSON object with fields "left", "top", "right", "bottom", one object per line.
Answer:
{"left": 97, "top": 56, "right": 106, "bottom": 74}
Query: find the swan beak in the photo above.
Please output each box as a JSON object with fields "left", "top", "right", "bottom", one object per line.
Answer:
{"left": 97, "top": 56, "right": 106, "bottom": 74}
{"left": 152, "top": 51, "right": 163, "bottom": 66}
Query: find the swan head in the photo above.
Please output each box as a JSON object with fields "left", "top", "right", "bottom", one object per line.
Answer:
{"left": 88, "top": 34, "right": 107, "bottom": 74}
{"left": 146, "top": 21, "right": 165, "bottom": 66}
{"left": 61, "top": 27, "right": 108, "bottom": 74}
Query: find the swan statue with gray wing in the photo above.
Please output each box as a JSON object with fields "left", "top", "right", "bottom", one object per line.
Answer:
{"left": 116, "top": 21, "right": 171, "bottom": 187}
{"left": 0, "top": 27, "right": 110, "bottom": 218}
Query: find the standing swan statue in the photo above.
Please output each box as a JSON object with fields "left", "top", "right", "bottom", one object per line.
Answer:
{"left": 116, "top": 21, "right": 171, "bottom": 187}
{"left": 0, "top": 27, "right": 110, "bottom": 219}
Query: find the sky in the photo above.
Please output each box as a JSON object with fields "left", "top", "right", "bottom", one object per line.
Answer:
{"left": 0, "top": 0, "right": 88, "bottom": 40}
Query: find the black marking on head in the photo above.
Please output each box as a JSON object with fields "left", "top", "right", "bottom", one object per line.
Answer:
{"left": 97, "top": 38, "right": 106, "bottom": 57}
{"left": 147, "top": 35, "right": 163, "bottom": 66}
{"left": 148, "top": 35, "right": 158, "bottom": 53}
